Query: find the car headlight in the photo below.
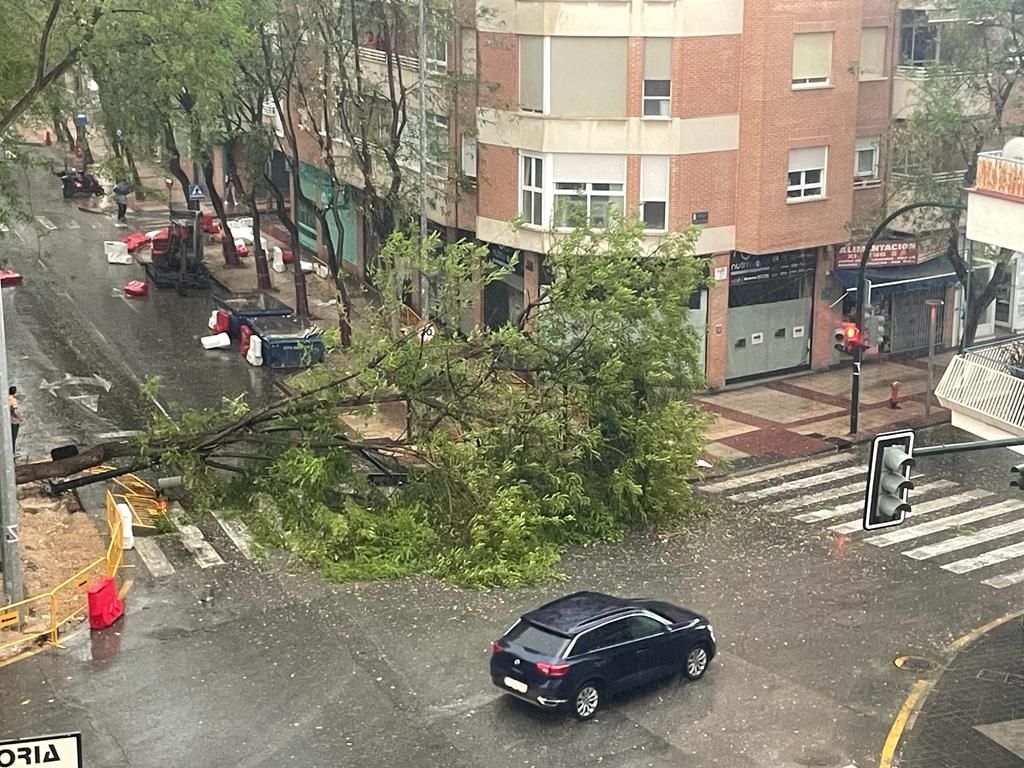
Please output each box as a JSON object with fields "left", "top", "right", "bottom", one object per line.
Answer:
{"left": 706, "top": 624, "right": 716, "bottom": 643}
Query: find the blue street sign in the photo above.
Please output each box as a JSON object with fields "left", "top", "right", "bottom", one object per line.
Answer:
{"left": 188, "top": 184, "right": 205, "bottom": 201}
{"left": 74, "top": 113, "right": 87, "bottom": 127}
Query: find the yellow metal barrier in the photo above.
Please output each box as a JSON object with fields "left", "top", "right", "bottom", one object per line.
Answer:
{"left": 0, "top": 490, "right": 125, "bottom": 659}
{"left": 86, "top": 466, "right": 167, "bottom": 529}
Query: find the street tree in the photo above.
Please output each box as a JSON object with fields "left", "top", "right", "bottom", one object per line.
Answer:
{"left": 15, "top": 219, "right": 712, "bottom": 587}
{"left": 891, "top": 0, "right": 1024, "bottom": 345}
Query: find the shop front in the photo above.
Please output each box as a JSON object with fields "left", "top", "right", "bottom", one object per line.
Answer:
{"left": 296, "top": 161, "right": 358, "bottom": 269}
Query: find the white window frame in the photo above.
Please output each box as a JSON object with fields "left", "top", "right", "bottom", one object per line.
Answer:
{"left": 553, "top": 181, "right": 625, "bottom": 229}
{"left": 787, "top": 147, "right": 827, "bottom": 202}
{"left": 520, "top": 153, "right": 545, "bottom": 227}
{"left": 461, "top": 134, "right": 477, "bottom": 179}
{"left": 854, "top": 137, "right": 880, "bottom": 186}
{"left": 642, "top": 80, "right": 671, "bottom": 118}
{"left": 425, "top": 113, "right": 449, "bottom": 179}
{"left": 640, "top": 156, "right": 669, "bottom": 231}
{"left": 427, "top": 28, "right": 449, "bottom": 72}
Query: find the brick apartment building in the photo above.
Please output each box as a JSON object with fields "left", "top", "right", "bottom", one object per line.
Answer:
{"left": 278, "top": 0, "right": 963, "bottom": 389}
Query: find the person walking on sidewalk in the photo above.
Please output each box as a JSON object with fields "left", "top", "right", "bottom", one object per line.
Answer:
{"left": 7, "top": 385, "right": 21, "bottom": 456}
{"left": 113, "top": 180, "right": 131, "bottom": 226}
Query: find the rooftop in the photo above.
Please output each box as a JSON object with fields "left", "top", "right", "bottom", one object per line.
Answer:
{"left": 523, "top": 591, "right": 632, "bottom": 635}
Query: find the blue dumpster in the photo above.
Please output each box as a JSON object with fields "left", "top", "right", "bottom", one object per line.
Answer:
{"left": 248, "top": 315, "right": 325, "bottom": 369}
{"left": 213, "top": 292, "right": 293, "bottom": 338}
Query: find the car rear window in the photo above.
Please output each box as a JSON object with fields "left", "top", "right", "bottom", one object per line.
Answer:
{"left": 506, "top": 621, "right": 570, "bottom": 657}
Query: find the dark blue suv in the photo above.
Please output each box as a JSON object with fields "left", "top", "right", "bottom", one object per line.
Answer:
{"left": 490, "top": 591, "right": 716, "bottom": 719}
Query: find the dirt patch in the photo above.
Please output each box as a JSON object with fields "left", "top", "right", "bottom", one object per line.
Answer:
{"left": 0, "top": 486, "right": 107, "bottom": 655}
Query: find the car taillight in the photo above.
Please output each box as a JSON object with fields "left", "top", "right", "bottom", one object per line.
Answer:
{"left": 535, "top": 661, "right": 570, "bottom": 677}
{"left": 491, "top": 641, "right": 503, "bottom": 653}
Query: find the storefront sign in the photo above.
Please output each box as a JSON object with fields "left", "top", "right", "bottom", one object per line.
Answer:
{"left": 729, "top": 250, "right": 816, "bottom": 285}
{"left": 836, "top": 240, "right": 918, "bottom": 269}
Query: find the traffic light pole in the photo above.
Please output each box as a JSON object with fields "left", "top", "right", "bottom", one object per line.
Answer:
{"left": 916, "top": 434, "right": 1024, "bottom": 457}
{"left": 849, "top": 201, "right": 963, "bottom": 436}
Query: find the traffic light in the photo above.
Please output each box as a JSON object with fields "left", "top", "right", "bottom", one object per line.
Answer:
{"left": 863, "top": 429, "right": 916, "bottom": 531}
{"left": 1012, "top": 464, "right": 1024, "bottom": 491}
{"left": 865, "top": 313, "right": 886, "bottom": 349}
{"left": 834, "top": 322, "right": 868, "bottom": 355}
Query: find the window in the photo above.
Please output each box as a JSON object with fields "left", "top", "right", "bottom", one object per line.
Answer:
{"left": 519, "top": 36, "right": 544, "bottom": 112}
{"left": 425, "top": 113, "right": 449, "bottom": 178}
{"left": 585, "top": 620, "right": 632, "bottom": 650}
{"left": 460, "top": 27, "right": 476, "bottom": 76}
{"left": 505, "top": 621, "right": 570, "bottom": 657}
{"left": 899, "top": 10, "right": 943, "bottom": 66}
{"left": 859, "top": 27, "right": 886, "bottom": 80}
{"left": 626, "top": 616, "right": 665, "bottom": 640}
{"left": 553, "top": 153, "right": 625, "bottom": 228}
{"left": 640, "top": 155, "right": 669, "bottom": 230}
{"left": 520, "top": 154, "right": 544, "bottom": 226}
{"left": 643, "top": 38, "right": 671, "bottom": 117}
{"left": 461, "top": 134, "right": 477, "bottom": 179}
{"left": 550, "top": 37, "right": 627, "bottom": 117}
{"left": 787, "top": 147, "right": 827, "bottom": 200}
{"left": 427, "top": 28, "right": 448, "bottom": 71}
{"left": 792, "top": 32, "right": 833, "bottom": 87}
{"left": 854, "top": 137, "right": 879, "bottom": 183}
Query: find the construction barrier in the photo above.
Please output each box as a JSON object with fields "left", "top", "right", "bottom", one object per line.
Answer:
{"left": 0, "top": 490, "right": 125, "bottom": 658}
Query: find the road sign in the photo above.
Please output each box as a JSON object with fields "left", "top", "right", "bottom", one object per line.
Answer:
{"left": 73, "top": 114, "right": 87, "bottom": 128}
{"left": 188, "top": 184, "right": 205, "bottom": 202}
{"left": 0, "top": 733, "right": 82, "bottom": 768}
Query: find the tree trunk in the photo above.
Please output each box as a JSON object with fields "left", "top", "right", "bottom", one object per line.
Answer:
{"left": 124, "top": 145, "right": 144, "bottom": 200}
{"left": 250, "top": 196, "right": 272, "bottom": 290}
{"left": 203, "top": 160, "right": 240, "bottom": 267}
{"left": 963, "top": 260, "right": 1009, "bottom": 348}
{"left": 263, "top": 168, "right": 309, "bottom": 316}
{"left": 287, "top": 164, "right": 310, "bottom": 318}
{"left": 317, "top": 209, "right": 353, "bottom": 347}
{"left": 163, "top": 122, "right": 191, "bottom": 204}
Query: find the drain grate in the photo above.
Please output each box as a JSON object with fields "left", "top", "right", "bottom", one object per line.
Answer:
{"left": 977, "top": 668, "right": 1024, "bottom": 687}
{"left": 895, "top": 655, "right": 937, "bottom": 673}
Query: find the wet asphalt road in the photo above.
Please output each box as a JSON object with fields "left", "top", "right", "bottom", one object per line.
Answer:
{"left": 0, "top": 154, "right": 275, "bottom": 458}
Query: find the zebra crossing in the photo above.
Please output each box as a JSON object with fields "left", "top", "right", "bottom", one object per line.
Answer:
{"left": 131, "top": 506, "right": 259, "bottom": 579}
{"left": 700, "top": 452, "right": 1024, "bottom": 589}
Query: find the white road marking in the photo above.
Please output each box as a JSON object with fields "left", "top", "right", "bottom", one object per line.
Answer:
{"left": 36, "top": 258, "right": 48, "bottom": 272}
{"left": 212, "top": 512, "right": 256, "bottom": 560}
{"left": 34, "top": 216, "right": 56, "bottom": 231}
{"left": 90, "top": 223, "right": 100, "bottom": 229}
{"left": 982, "top": 567, "right": 1024, "bottom": 589}
{"left": 728, "top": 465, "right": 868, "bottom": 503}
{"left": 903, "top": 503, "right": 1024, "bottom": 560}
{"left": 944, "top": 537, "right": 1024, "bottom": 574}
{"left": 120, "top": 294, "right": 139, "bottom": 312}
{"left": 829, "top": 490, "right": 993, "bottom": 535}
{"left": 95, "top": 430, "right": 142, "bottom": 440}
{"left": 169, "top": 504, "right": 224, "bottom": 568}
{"left": 794, "top": 480, "right": 957, "bottom": 523}
{"left": 770, "top": 481, "right": 866, "bottom": 513}
{"left": 66, "top": 219, "right": 80, "bottom": 229}
{"left": 133, "top": 538, "right": 175, "bottom": 577}
{"left": 866, "top": 492, "right": 1006, "bottom": 547}
{"left": 701, "top": 454, "right": 850, "bottom": 493}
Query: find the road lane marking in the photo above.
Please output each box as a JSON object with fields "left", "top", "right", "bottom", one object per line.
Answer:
{"left": 944, "top": 537, "right": 1024, "bottom": 574}
{"left": 982, "top": 567, "right": 1024, "bottom": 589}
{"left": 829, "top": 489, "right": 992, "bottom": 535}
{"left": 793, "top": 480, "right": 957, "bottom": 523}
{"left": 770, "top": 481, "right": 865, "bottom": 513}
{"left": 34, "top": 216, "right": 56, "bottom": 231}
{"left": 700, "top": 453, "right": 850, "bottom": 493}
{"left": 169, "top": 504, "right": 225, "bottom": 568}
{"left": 95, "top": 430, "right": 141, "bottom": 440}
{"left": 866, "top": 492, "right": 1007, "bottom": 547}
{"left": 728, "top": 465, "right": 867, "bottom": 503}
{"left": 134, "top": 538, "right": 175, "bottom": 577}
{"left": 212, "top": 512, "right": 255, "bottom": 560}
{"left": 36, "top": 258, "right": 48, "bottom": 272}
{"left": 65, "top": 219, "right": 80, "bottom": 229}
{"left": 120, "top": 294, "right": 139, "bottom": 312}
{"left": 904, "top": 505, "right": 1024, "bottom": 560}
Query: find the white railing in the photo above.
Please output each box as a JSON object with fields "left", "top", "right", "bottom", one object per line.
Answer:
{"left": 936, "top": 345, "right": 1024, "bottom": 434}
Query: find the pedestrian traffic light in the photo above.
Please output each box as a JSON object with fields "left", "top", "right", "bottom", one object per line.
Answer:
{"left": 834, "top": 322, "right": 867, "bottom": 355}
{"left": 1012, "top": 464, "right": 1024, "bottom": 492}
{"left": 865, "top": 313, "right": 886, "bottom": 349}
{"left": 863, "top": 429, "right": 916, "bottom": 531}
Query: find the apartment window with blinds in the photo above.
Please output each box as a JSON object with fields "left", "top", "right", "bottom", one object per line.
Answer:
{"left": 854, "top": 137, "right": 879, "bottom": 184}
{"left": 550, "top": 38, "right": 627, "bottom": 117}
{"left": 787, "top": 147, "right": 827, "bottom": 200}
{"left": 859, "top": 27, "right": 886, "bottom": 80}
{"left": 640, "top": 156, "right": 669, "bottom": 230}
{"left": 552, "top": 154, "right": 625, "bottom": 229}
{"left": 519, "top": 36, "right": 544, "bottom": 112}
{"left": 643, "top": 38, "right": 671, "bottom": 117}
{"left": 520, "top": 154, "right": 544, "bottom": 226}
{"left": 792, "top": 32, "right": 833, "bottom": 88}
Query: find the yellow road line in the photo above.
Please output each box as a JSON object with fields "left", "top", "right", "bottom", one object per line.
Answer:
{"left": 880, "top": 679, "right": 930, "bottom": 768}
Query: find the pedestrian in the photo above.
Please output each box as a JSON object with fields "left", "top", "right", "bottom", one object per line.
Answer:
{"left": 7, "top": 385, "right": 21, "bottom": 455}
{"left": 224, "top": 171, "right": 238, "bottom": 208}
{"left": 113, "top": 179, "right": 131, "bottom": 225}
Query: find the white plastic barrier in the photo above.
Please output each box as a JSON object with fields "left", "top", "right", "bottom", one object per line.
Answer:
{"left": 116, "top": 502, "right": 135, "bottom": 550}
{"left": 271, "top": 246, "right": 286, "bottom": 273}
{"left": 201, "top": 332, "right": 231, "bottom": 350}
{"left": 104, "top": 241, "right": 132, "bottom": 264}
{"left": 246, "top": 334, "right": 264, "bottom": 367}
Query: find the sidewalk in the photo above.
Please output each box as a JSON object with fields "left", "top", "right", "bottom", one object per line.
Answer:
{"left": 898, "top": 615, "right": 1024, "bottom": 768}
{"left": 699, "top": 353, "right": 954, "bottom": 465}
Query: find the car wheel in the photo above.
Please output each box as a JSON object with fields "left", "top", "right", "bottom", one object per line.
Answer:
{"left": 684, "top": 644, "right": 710, "bottom": 681}
{"left": 572, "top": 681, "right": 601, "bottom": 720}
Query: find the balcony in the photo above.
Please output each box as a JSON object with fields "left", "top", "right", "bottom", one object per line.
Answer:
{"left": 966, "top": 147, "right": 1024, "bottom": 252}
{"left": 936, "top": 338, "right": 1024, "bottom": 449}
{"left": 891, "top": 66, "right": 989, "bottom": 119}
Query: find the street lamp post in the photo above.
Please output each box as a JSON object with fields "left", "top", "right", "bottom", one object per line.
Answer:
{"left": 0, "top": 288, "right": 24, "bottom": 610}
{"left": 849, "top": 201, "right": 963, "bottom": 435}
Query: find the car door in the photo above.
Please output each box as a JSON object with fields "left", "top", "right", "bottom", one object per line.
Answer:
{"left": 625, "top": 615, "right": 673, "bottom": 684}
{"left": 581, "top": 620, "right": 640, "bottom": 693}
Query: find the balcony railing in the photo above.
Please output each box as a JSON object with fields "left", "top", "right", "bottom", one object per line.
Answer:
{"left": 974, "top": 150, "right": 1024, "bottom": 201}
{"left": 935, "top": 338, "right": 1024, "bottom": 435}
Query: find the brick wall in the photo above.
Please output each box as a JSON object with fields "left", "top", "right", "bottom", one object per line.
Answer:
{"left": 478, "top": 32, "right": 517, "bottom": 110}
{"left": 705, "top": 252, "right": 732, "bottom": 389}
{"left": 673, "top": 36, "right": 742, "bottom": 117}
{"left": 810, "top": 246, "right": 842, "bottom": 369}
{"left": 627, "top": 37, "right": 644, "bottom": 118}
{"left": 626, "top": 155, "right": 641, "bottom": 216}
{"left": 478, "top": 143, "right": 518, "bottom": 221}
{"left": 669, "top": 151, "right": 737, "bottom": 230}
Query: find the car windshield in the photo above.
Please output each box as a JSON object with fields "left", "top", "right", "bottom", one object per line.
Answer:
{"left": 506, "top": 621, "right": 570, "bottom": 657}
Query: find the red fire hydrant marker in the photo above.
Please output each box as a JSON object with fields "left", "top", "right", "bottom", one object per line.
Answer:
{"left": 890, "top": 380, "right": 901, "bottom": 409}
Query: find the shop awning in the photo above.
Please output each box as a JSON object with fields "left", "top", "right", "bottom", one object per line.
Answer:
{"left": 835, "top": 257, "right": 960, "bottom": 295}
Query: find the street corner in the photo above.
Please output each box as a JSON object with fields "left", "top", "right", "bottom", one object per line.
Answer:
{"left": 889, "top": 610, "right": 1024, "bottom": 768}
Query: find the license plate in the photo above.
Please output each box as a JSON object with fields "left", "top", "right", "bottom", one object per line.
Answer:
{"left": 503, "top": 676, "right": 528, "bottom": 693}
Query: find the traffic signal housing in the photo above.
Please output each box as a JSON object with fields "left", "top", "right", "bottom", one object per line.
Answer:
{"left": 834, "top": 322, "right": 868, "bottom": 355}
{"left": 863, "top": 430, "right": 916, "bottom": 531}
{"left": 1012, "top": 464, "right": 1024, "bottom": 491}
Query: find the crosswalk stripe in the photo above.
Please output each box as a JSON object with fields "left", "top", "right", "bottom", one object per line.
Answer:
{"left": 794, "top": 480, "right": 957, "bottom": 523}
{"left": 944, "top": 536, "right": 1024, "bottom": 574}
{"left": 866, "top": 493, "right": 1008, "bottom": 547}
{"left": 134, "top": 538, "right": 175, "bottom": 577}
{"left": 66, "top": 219, "right": 80, "bottom": 229}
{"left": 771, "top": 480, "right": 866, "bottom": 513}
{"left": 982, "top": 568, "right": 1024, "bottom": 589}
{"left": 212, "top": 512, "right": 255, "bottom": 560}
{"left": 903, "top": 502, "right": 1024, "bottom": 560}
{"left": 169, "top": 505, "right": 225, "bottom": 568}
{"left": 829, "top": 490, "right": 993, "bottom": 535}
{"left": 728, "top": 465, "right": 867, "bottom": 503}
{"left": 700, "top": 454, "right": 850, "bottom": 493}
{"left": 34, "top": 216, "right": 56, "bottom": 231}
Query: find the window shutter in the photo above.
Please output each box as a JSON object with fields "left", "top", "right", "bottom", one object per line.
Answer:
{"left": 792, "top": 32, "right": 833, "bottom": 81}
{"left": 859, "top": 28, "right": 886, "bottom": 78}
{"left": 640, "top": 156, "right": 669, "bottom": 200}
{"left": 553, "top": 153, "right": 625, "bottom": 183}
{"left": 643, "top": 38, "right": 672, "bottom": 80}
{"left": 788, "top": 147, "right": 828, "bottom": 172}
{"left": 519, "top": 36, "right": 544, "bottom": 111}
{"left": 550, "top": 38, "right": 627, "bottom": 117}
